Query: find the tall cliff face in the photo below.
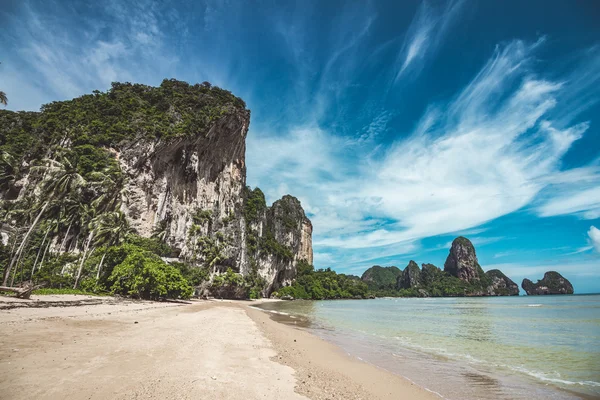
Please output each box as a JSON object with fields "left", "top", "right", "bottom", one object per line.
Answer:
{"left": 118, "top": 110, "right": 249, "bottom": 270}
{"left": 397, "top": 260, "right": 421, "bottom": 289}
{"left": 444, "top": 236, "right": 486, "bottom": 283}
{"left": 0, "top": 79, "right": 312, "bottom": 296}
{"left": 245, "top": 194, "right": 313, "bottom": 294}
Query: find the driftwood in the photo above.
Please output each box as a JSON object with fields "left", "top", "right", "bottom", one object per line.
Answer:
{"left": 0, "top": 282, "right": 42, "bottom": 299}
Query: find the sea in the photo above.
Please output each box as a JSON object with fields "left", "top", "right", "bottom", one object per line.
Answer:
{"left": 255, "top": 295, "right": 600, "bottom": 400}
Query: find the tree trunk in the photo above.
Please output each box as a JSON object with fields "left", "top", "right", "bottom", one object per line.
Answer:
{"left": 58, "top": 221, "right": 73, "bottom": 253}
{"left": 3, "top": 201, "right": 49, "bottom": 286}
{"left": 73, "top": 231, "right": 94, "bottom": 289}
{"left": 38, "top": 239, "right": 51, "bottom": 272}
{"left": 31, "top": 226, "right": 51, "bottom": 278}
{"left": 96, "top": 252, "right": 107, "bottom": 280}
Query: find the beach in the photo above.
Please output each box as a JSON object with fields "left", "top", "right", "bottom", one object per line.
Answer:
{"left": 0, "top": 295, "right": 435, "bottom": 400}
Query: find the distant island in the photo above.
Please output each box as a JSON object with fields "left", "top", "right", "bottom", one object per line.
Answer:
{"left": 522, "top": 272, "right": 574, "bottom": 295}
{"left": 359, "top": 236, "right": 521, "bottom": 297}
{"left": 274, "top": 236, "right": 575, "bottom": 299}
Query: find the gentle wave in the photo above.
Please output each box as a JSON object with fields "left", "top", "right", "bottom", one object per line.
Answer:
{"left": 507, "top": 365, "right": 600, "bottom": 388}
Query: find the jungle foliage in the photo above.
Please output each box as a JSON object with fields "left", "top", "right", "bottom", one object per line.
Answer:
{"left": 273, "top": 260, "right": 370, "bottom": 300}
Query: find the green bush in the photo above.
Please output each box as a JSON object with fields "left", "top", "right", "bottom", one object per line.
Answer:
{"left": 171, "top": 261, "right": 209, "bottom": 286}
{"left": 109, "top": 249, "right": 193, "bottom": 300}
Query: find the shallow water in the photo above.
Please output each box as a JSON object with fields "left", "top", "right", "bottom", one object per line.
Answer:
{"left": 257, "top": 295, "right": 600, "bottom": 400}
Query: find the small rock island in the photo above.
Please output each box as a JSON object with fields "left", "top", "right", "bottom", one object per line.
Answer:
{"left": 522, "top": 272, "right": 574, "bottom": 295}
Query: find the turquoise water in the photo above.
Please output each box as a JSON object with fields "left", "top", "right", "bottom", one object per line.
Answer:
{"left": 257, "top": 295, "right": 600, "bottom": 399}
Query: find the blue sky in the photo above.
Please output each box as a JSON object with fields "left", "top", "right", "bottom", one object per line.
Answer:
{"left": 1, "top": 0, "right": 600, "bottom": 292}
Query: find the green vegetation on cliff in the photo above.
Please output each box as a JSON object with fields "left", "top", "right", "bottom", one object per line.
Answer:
{"left": 360, "top": 265, "right": 402, "bottom": 291}
{"left": 1, "top": 79, "right": 247, "bottom": 160}
{"left": 274, "top": 260, "right": 369, "bottom": 300}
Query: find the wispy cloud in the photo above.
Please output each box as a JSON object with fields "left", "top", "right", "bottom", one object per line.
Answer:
{"left": 394, "top": 0, "right": 465, "bottom": 82}
{"left": 319, "top": 40, "right": 593, "bottom": 250}
{"left": 2, "top": 0, "right": 180, "bottom": 110}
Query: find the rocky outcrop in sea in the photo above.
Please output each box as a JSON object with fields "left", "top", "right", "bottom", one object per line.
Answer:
{"left": 522, "top": 272, "right": 574, "bottom": 295}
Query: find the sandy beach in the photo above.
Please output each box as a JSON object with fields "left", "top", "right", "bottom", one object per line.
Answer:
{"left": 0, "top": 295, "right": 435, "bottom": 400}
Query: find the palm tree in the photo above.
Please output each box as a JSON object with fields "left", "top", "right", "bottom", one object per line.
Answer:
{"left": 0, "top": 91, "right": 7, "bottom": 106}
{"left": 90, "top": 172, "right": 127, "bottom": 214}
{"left": 92, "top": 211, "right": 132, "bottom": 280}
{"left": 2, "top": 157, "right": 85, "bottom": 286}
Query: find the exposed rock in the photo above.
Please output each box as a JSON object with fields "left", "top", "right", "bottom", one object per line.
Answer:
{"left": 485, "top": 269, "right": 519, "bottom": 296}
{"left": 397, "top": 260, "right": 421, "bottom": 289}
{"left": 250, "top": 195, "right": 313, "bottom": 295}
{"left": 443, "top": 237, "right": 485, "bottom": 283}
{"left": 522, "top": 272, "right": 574, "bottom": 295}
{"left": 119, "top": 109, "right": 249, "bottom": 267}
{"left": 118, "top": 109, "right": 312, "bottom": 296}
{"left": 361, "top": 265, "right": 402, "bottom": 290}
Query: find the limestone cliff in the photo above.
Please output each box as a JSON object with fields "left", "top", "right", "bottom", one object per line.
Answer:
{"left": 397, "top": 260, "right": 421, "bottom": 289}
{"left": 444, "top": 236, "right": 486, "bottom": 283}
{"left": 0, "top": 79, "right": 312, "bottom": 296}
{"left": 245, "top": 193, "right": 313, "bottom": 294}
{"left": 522, "top": 272, "right": 574, "bottom": 295}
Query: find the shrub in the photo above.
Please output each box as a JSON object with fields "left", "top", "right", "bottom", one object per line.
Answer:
{"left": 109, "top": 249, "right": 193, "bottom": 300}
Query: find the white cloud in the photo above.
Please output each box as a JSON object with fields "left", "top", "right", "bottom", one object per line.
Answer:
{"left": 537, "top": 186, "right": 600, "bottom": 219}
{"left": 319, "top": 40, "right": 591, "bottom": 250}
{"left": 394, "top": 0, "right": 465, "bottom": 82}
{"left": 589, "top": 226, "right": 600, "bottom": 253}
{"left": 2, "top": 0, "right": 179, "bottom": 111}
{"left": 248, "top": 38, "right": 599, "bottom": 271}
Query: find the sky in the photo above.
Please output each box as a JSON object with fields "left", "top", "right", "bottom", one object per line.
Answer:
{"left": 1, "top": 0, "right": 600, "bottom": 293}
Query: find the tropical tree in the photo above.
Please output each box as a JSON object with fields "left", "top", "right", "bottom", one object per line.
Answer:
{"left": 90, "top": 172, "right": 127, "bottom": 214}
{"left": 92, "top": 211, "right": 132, "bottom": 279}
{"left": 72, "top": 204, "right": 98, "bottom": 289}
{"left": 2, "top": 157, "right": 85, "bottom": 286}
{"left": 0, "top": 91, "right": 7, "bottom": 106}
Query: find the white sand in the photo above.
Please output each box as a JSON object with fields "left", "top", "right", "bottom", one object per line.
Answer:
{"left": 0, "top": 296, "right": 436, "bottom": 400}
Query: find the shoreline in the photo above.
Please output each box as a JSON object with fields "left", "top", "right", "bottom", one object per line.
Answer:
{"left": 0, "top": 295, "right": 437, "bottom": 400}
{"left": 245, "top": 300, "right": 438, "bottom": 400}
